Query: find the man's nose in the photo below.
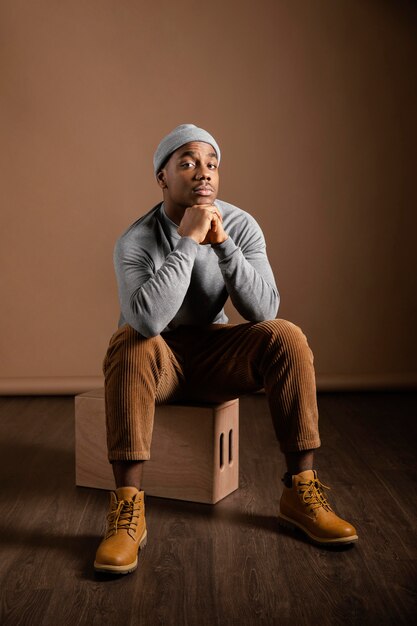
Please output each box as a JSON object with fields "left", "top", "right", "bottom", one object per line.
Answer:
{"left": 195, "top": 170, "right": 210, "bottom": 180}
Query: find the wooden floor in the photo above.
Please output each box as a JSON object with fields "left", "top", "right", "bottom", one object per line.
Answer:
{"left": 0, "top": 392, "right": 416, "bottom": 626}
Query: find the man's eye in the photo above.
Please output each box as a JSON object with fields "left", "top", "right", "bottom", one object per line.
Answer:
{"left": 208, "top": 163, "right": 218, "bottom": 169}
{"left": 181, "top": 162, "right": 194, "bottom": 168}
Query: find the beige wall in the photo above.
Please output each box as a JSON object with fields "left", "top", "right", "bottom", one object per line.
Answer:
{"left": 1, "top": 0, "right": 416, "bottom": 394}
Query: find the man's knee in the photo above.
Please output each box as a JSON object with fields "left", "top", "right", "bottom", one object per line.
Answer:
{"left": 254, "top": 319, "right": 311, "bottom": 357}
{"left": 104, "top": 324, "right": 167, "bottom": 372}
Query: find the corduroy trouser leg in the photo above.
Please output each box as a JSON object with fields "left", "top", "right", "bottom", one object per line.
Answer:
{"left": 103, "top": 319, "right": 321, "bottom": 461}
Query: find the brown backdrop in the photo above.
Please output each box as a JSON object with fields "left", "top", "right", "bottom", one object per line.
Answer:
{"left": 1, "top": 0, "right": 416, "bottom": 394}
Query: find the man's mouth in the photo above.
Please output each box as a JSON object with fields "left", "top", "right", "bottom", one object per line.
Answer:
{"left": 193, "top": 185, "right": 214, "bottom": 196}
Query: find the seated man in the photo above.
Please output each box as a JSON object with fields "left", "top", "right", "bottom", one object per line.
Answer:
{"left": 94, "top": 124, "right": 358, "bottom": 575}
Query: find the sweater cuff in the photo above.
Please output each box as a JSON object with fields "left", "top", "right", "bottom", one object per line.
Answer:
{"left": 211, "top": 237, "right": 238, "bottom": 260}
{"left": 175, "top": 236, "right": 200, "bottom": 256}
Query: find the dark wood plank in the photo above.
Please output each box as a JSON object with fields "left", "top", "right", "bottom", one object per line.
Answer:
{"left": 0, "top": 393, "right": 416, "bottom": 625}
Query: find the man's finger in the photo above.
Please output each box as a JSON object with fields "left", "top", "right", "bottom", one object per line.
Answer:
{"left": 189, "top": 204, "right": 223, "bottom": 222}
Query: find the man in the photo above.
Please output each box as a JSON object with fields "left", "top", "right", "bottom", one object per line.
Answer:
{"left": 94, "top": 124, "right": 357, "bottom": 575}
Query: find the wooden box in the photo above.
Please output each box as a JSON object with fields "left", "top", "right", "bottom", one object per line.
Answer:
{"left": 75, "top": 389, "right": 239, "bottom": 504}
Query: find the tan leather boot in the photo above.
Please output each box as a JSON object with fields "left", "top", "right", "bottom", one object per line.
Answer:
{"left": 94, "top": 486, "right": 147, "bottom": 574}
{"left": 278, "top": 470, "right": 358, "bottom": 545}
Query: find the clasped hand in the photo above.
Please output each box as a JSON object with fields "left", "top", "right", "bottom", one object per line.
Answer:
{"left": 177, "top": 204, "right": 228, "bottom": 245}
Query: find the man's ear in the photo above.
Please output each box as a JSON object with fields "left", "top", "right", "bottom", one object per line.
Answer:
{"left": 156, "top": 170, "right": 167, "bottom": 188}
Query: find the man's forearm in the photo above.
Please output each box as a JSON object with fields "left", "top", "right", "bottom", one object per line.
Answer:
{"left": 213, "top": 237, "right": 280, "bottom": 321}
{"left": 115, "top": 237, "right": 199, "bottom": 337}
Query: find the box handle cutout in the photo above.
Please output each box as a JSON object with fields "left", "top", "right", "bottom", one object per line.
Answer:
{"left": 219, "top": 432, "right": 224, "bottom": 469}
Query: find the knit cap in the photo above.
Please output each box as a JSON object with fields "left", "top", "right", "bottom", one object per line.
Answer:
{"left": 153, "top": 124, "right": 221, "bottom": 175}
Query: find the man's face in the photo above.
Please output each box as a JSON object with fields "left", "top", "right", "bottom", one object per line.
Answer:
{"left": 157, "top": 141, "right": 219, "bottom": 210}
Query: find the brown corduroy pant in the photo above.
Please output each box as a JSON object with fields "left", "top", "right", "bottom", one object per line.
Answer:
{"left": 103, "top": 319, "right": 321, "bottom": 461}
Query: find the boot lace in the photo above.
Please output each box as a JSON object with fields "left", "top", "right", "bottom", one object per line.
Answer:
{"left": 298, "top": 477, "right": 333, "bottom": 514}
{"left": 106, "top": 499, "right": 140, "bottom": 539}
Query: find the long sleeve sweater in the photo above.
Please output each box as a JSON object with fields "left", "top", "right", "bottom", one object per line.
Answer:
{"left": 114, "top": 200, "right": 279, "bottom": 338}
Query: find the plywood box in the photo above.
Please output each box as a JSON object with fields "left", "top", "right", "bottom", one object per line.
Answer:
{"left": 75, "top": 389, "right": 239, "bottom": 504}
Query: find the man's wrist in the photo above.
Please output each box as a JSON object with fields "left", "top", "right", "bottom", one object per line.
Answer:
{"left": 211, "top": 235, "right": 229, "bottom": 247}
{"left": 211, "top": 235, "right": 229, "bottom": 248}
{"left": 176, "top": 236, "right": 200, "bottom": 253}
{"left": 211, "top": 236, "right": 237, "bottom": 259}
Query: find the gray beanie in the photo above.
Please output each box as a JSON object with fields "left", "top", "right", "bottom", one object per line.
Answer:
{"left": 153, "top": 124, "right": 221, "bottom": 175}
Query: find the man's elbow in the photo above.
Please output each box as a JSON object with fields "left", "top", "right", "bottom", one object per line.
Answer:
{"left": 273, "top": 290, "right": 280, "bottom": 317}
{"left": 123, "top": 312, "right": 163, "bottom": 339}
{"left": 143, "top": 323, "right": 165, "bottom": 338}
{"left": 258, "top": 289, "right": 280, "bottom": 321}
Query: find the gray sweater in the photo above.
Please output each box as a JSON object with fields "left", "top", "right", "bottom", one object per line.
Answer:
{"left": 114, "top": 200, "right": 279, "bottom": 338}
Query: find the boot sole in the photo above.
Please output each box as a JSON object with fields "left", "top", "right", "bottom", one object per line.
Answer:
{"left": 278, "top": 513, "right": 358, "bottom": 545}
{"left": 94, "top": 529, "right": 148, "bottom": 575}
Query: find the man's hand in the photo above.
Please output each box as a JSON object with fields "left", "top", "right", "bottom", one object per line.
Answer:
{"left": 178, "top": 205, "right": 228, "bottom": 245}
{"left": 202, "top": 213, "right": 228, "bottom": 245}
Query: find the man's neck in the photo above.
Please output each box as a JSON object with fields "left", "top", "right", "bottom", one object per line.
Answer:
{"left": 162, "top": 201, "right": 185, "bottom": 226}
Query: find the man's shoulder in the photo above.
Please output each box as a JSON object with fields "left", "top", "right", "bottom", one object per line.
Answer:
{"left": 216, "top": 199, "right": 262, "bottom": 235}
{"left": 216, "top": 199, "right": 244, "bottom": 216}
{"left": 115, "top": 203, "right": 163, "bottom": 251}
{"left": 114, "top": 204, "right": 165, "bottom": 264}
{"left": 118, "top": 203, "right": 162, "bottom": 241}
